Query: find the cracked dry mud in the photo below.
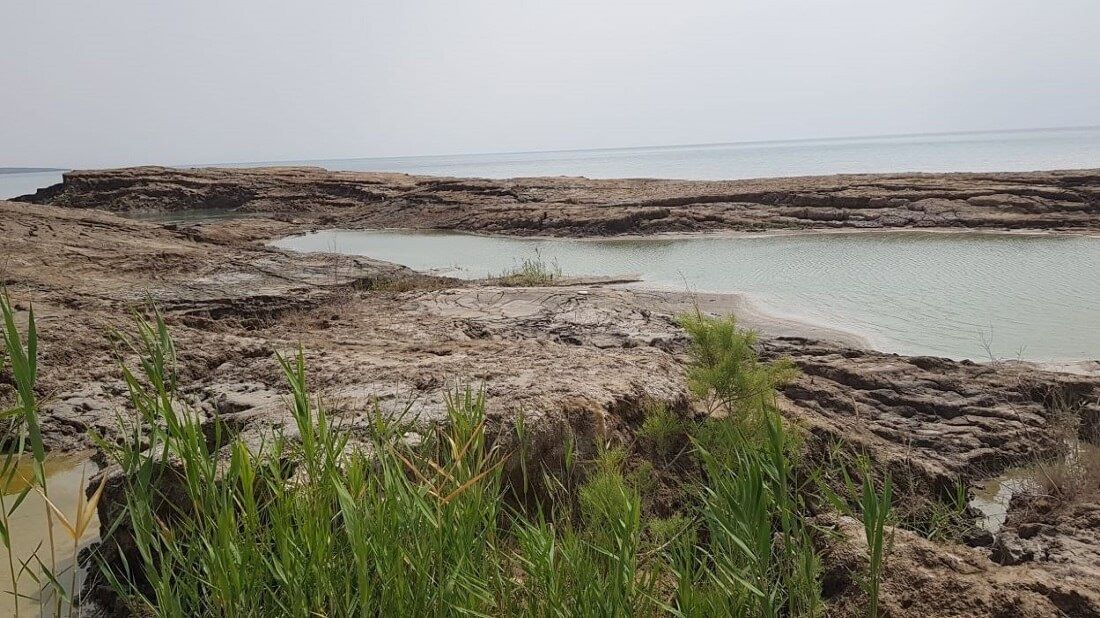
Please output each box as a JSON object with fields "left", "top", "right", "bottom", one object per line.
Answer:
{"left": 4, "top": 166, "right": 1100, "bottom": 616}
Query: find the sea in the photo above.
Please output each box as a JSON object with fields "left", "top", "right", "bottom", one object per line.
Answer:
{"left": 3, "top": 126, "right": 1100, "bottom": 199}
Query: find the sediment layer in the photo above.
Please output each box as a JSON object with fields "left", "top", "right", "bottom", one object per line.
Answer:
{"left": 18, "top": 165, "right": 1100, "bottom": 234}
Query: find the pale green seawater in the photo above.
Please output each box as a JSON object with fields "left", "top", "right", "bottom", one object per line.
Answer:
{"left": 273, "top": 230, "right": 1100, "bottom": 363}
{"left": 5, "top": 127, "right": 1100, "bottom": 198}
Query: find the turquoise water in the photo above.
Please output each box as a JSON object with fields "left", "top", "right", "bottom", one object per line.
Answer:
{"left": 272, "top": 230, "right": 1100, "bottom": 363}
{"left": 5, "top": 127, "right": 1100, "bottom": 199}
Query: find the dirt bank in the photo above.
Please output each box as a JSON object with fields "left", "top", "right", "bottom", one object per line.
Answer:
{"left": 3, "top": 175, "right": 1100, "bottom": 614}
{"left": 17, "top": 165, "right": 1100, "bottom": 235}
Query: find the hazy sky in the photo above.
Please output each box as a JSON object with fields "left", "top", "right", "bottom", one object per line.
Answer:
{"left": 3, "top": 0, "right": 1100, "bottom": 168}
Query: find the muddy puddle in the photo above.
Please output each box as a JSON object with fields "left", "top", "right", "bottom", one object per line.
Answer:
{"left": 970, "top": 468, "right": 1031, "bottom": 534}
{"left": 970, "top": 440, "right": 1100, "bottom": 534}
{"left": 0, "top": 454, "right": 99, "bottom": 617}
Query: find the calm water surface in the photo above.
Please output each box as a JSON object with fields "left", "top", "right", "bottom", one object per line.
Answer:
{"left": 273, "top": 230, "right": 1100, "bottom": 363}
{"left": 0, "top": 170, "right": 65, "bottom": 200}
{"left": 5, "top": 127, "right": 1100, "bottom": 198}
{"left": 296, "top": 127, "right": 1100, "bottom": 180}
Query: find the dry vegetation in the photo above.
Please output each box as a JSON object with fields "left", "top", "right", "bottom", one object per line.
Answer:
{"left": 491, "top": 252, "right": 562, "bottom": 287}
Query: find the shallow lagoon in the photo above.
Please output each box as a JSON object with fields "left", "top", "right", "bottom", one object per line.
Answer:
{"left": 273, "top": 229, "right": 1100, "bottom": 363}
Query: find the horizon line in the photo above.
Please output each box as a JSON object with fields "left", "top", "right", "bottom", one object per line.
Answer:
{"left": 212, "top": 123, "right": 1100, "bottom": 169}
{"left": 6, "top": 123, "right": 1099, "bottom": 171}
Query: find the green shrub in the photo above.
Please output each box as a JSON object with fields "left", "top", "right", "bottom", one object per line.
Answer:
{"left": 904, "top": 481, "right": 973, "bottom": 542}
{"left": 677, "top": 311, "right": 798, "bottom": 419}
{"left": 637, "top": 403, "right": 686, "bottom": 461}
{"left": 672, "top": 312, "right": 822, "bottom": 617}
{"left": 492, "top": 251, "right": 562, "bottom": 287}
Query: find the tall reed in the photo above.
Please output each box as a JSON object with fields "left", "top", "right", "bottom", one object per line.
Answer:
{"left": 860, "top": 459, "right": 892, "bottom": 618}
{"left": 3, "top": 297, "right": 895, "bottom": 616}
{"left": 1, "top": 289, "right": 65, "bottom": 616}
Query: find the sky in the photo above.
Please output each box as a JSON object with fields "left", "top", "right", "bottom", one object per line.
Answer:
{"left": 3, "top": 0, "right": 1100, "bottom": 168}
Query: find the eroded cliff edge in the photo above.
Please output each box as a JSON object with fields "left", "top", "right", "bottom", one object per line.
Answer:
{"left": 18, "top": 165, "right": 1100, "bottom": 234}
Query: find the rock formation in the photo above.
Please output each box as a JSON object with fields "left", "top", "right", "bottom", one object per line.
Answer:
{"left": 18, "top": 165, "right": 1100, "bottom": 234}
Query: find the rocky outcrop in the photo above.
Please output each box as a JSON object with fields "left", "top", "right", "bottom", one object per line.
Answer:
{"left": 819, "top": 514, "right": 1100, "bottom": 617}
{"left": 767, "top": 339, "right": 1100, "bottom": 495}
{"left": 17, "top": 165, "right": 1100, "bottom": 234}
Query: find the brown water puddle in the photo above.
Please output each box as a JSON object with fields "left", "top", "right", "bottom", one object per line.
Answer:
{"left": 0, "top": 454, "right": 99, "bottom": 617}
{"left": 970, "top": 441, "right": 1100, "bottom": 534}
{"left": 970, "top": 468, "right": 1030, "bottom": 534}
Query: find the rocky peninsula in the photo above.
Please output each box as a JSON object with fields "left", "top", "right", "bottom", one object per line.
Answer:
{"left": 19, "top": 165, "right": 1100, "bottom": 234}
{"left": 4, "top": 166, "right": 1100, "bottom": 616}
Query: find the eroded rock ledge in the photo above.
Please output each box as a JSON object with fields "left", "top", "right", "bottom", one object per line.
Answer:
{"left": 18, "top": 165, "right": 1100, "bottom": 234}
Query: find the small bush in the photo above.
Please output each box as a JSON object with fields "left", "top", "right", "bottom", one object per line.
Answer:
{"left": 646, "top": 513, "right": 691, "bottom": 547}
{"left": 1027, "top": 437, "right": 1100, "bottom": 506}
{"left": 579, "top": 449, "right": 637, "bottom": 535}
{"left": 637, "top": 403, "right": 687, "bottom": 461}
{"left": 492, "top": 251, "right": 562, "bottom": 287}
{"left": 678, "top": 311, "right": 798, "bottom": 419}
{"left": 904, "top": 481, "right": 974, "bottom": 542}
{"left": 1012, "top": 397, "right": 1100, "bottom": 520}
